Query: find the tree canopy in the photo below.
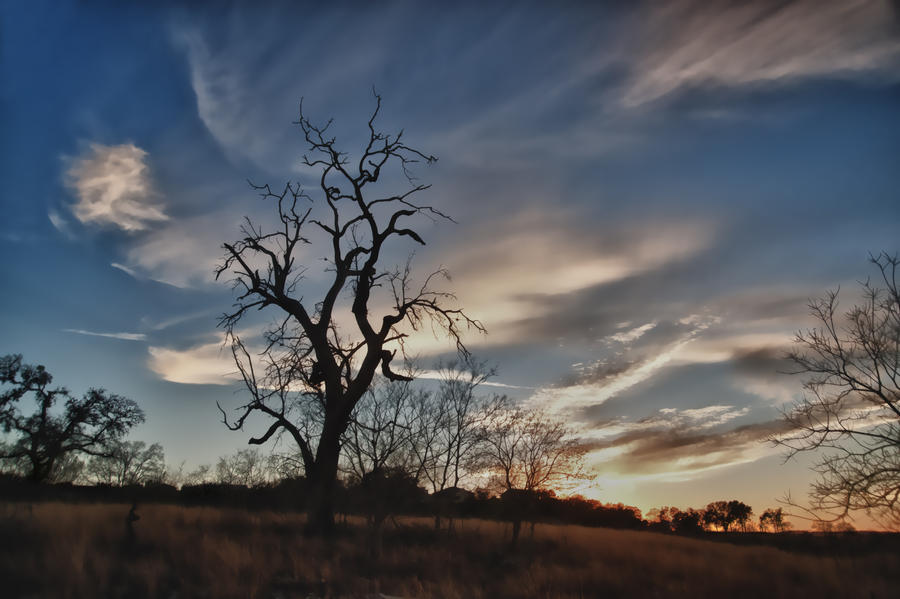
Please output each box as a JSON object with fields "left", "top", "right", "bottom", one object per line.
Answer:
{"left": 0, "top": 354, "right": 144, "bottom": 482}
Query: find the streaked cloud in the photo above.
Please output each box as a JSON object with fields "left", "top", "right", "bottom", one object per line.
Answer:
{"left": 63, "top": 328, "right": 146, "bottom": 341}
{"left": 415, "top": 369, "right": 533, "bottom": 391}
{"left": 623, "top": 0, "right": 900, "bottom": 106}
{"left": 532, "top": 313, "right": 719, "bottom": 415}
{"left": 110, "top": 262, "right": 139, "bottom": 278}
{"left": 435, "top": 210, "right": 716, "bottom": 347}
{"left": 65, "top": 143, "right": 168, "bottom": 231}
{"left": 584, "top": 411, "right": 788, "bottom": 482}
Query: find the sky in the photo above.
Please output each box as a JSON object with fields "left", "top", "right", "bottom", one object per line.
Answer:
{"left": 1, "top": 0, "right": 899, "bottom": 527}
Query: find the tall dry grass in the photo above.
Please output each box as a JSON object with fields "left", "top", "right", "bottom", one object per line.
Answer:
{"left": 1, "top": 501, "right": 897, "bottom": 598}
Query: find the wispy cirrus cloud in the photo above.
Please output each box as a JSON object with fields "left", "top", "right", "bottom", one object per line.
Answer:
{"left": 118, "top": 209, "right": 240, "bottom": 288}
{"left": 64, "top": 328, "right": 146, "bottom": 341}
{"left": 47, "top": 208, "right": 75, "bottom": 239}
{"left": 65, "top": 143, "right": 168, "bottom": 232}
{"left": 173, "top": 6, "right": 392, "bottom": 173}
{"left": 623, "top": 0, "right": 900, "bottom": 106}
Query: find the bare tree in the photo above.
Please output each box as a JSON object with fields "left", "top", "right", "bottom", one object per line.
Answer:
{"left": 412, "top": 361, "right": 503, "bottom": 494}
{"left": 181, "top": 463, "right": 212, "bottom": 486}
{"left": 407, "top": 361, "right": 505, "bottom": 529}
{"left": 342, "top": 374, "right": 421, "bottom": 483}
{"left": 483, "top": 408, "right": 586, "bottom": 494}
{"left": 0, "top": 354, "right": 144, "bottom": 482}
{"left": 481, "top": 407, "right": 587, "bottom": 545}
{"left": 216, "top": 94, "right": 482, "bottom": 533}
{"left": 774, "top": 253, "right": 900, "bottom": 529}
{"left": 215, "top": 448, "right": 270, "bottom": 487}
{"left": 86, "top": 440, "right": 166, "bottom": 486}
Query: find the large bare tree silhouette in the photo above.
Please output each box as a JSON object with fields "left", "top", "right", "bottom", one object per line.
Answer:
{"left": 216, "top": 93, "right": 482, "bottom": 534}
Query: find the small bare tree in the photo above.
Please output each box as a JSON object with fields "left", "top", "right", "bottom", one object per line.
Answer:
{"left": 775, "top": 253, "right": 900, "bottom": 529}
{"left": 86, "top": 440, "right": 166, "bottom": 486}
{"left": 482, "top": 407, "right": 587, "bottom": 545}
{"left": 412, "top": 362, "right": 503, "bottom": 490}
{"left": 216, "top": 94, "right": 482, "bottom": 533}
{"left": 342, "top": 375, "right": 421, "bottom": 483}
{"left": 215, "top": 448, "right": 270, "bottom": 487}
{"left": 409, "top": 361, "right": 505, "bottom": 529}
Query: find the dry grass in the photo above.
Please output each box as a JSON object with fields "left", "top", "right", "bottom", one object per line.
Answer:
{"left": 1, "top": 501, "right": 898, "bottom": 598}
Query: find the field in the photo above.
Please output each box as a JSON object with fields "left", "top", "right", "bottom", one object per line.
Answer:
{"left": 2, "top": 502, "right": 899, "bottom": 599}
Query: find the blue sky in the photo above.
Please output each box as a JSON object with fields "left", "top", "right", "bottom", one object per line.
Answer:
{"left": 1, "top": 0, "right": 899, "bottom": 524}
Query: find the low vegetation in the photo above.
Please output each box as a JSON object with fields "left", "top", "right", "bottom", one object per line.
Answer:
{"left": 2, "top": 501, "right": 898, "bottom": 599}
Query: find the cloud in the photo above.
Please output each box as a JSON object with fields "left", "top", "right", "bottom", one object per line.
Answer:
{"left": 119, "top": 209, "right": 237, "bottom": 288}
{"left": 609, "top": 321, "right": 657, "bottom": 344}
{"left": 432, "top": 209, "right": 716, "bottom": 348}
{"left": 63, "top": 329, "right": 146, "bottom": 341}
{"left": 147, "top": 336, "right": 238, "bottom": 385}
{"left": 65, "top": 143, "right": 168, "bottom": 231}
{"left": 173, "top": 8, "right": 391, "bottom": 172}
{"left": 110, "top": 262, "right": 139, "bottom": 278}
{"left": 623, "top": 0, "right": 900, "bottom": 106}
{"left": 584, "top": 411, "right": 789, "bottom": 482}
{"left": 47, "top": 208, "right": 75, "bottom": 238}
{"left": 530, "top": 313, "right": 720, "bottom": 417}
{"left": 414, "top": 369, "right": 533, "bottom": 391}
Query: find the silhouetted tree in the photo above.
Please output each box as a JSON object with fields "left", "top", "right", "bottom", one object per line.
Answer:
{"left": 181, "top": 463, "right": 212, "bottom": 486}
{"left": 702, "top": 501, "right": 729, "bottom": 532}
{"left": 775, "top": 253, "right": 900, "bottom": 529}
{"left": 341, "top": 375, "right": 425, "bottom": 540}
{"left": 703, "top": 500, "right": 752, "bottom": 532}
{"left": 728, "top": 499, "right": 753, "bottom": 532}
{"left": 342, "top": 375, "right": 421, "bottom": 483}
{"left": 216, "top": 94, "right": 481, "bottom": 534}
{"left": 759, "top": 507, "right": 787, "bottom": 533}
{"left": 409, "top": 360, "right": 505, "bottom": 529}
{"left": 0, "top": 354, "right": 144, "bottom": 482}
{"left": 671, "top": 508, "right": 704, "bottom": 535}
{"left": 482, "top": 407, "right": 587, "bottom": 546}
{"left": 86, "top": 440, "right": 165, "bottom": 486}
{"left": 215, "top": 449, "right": 269, "bottom": 487}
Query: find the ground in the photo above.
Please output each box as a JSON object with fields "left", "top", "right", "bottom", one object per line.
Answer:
{"left": 2, "top": 502, "right": 898, "bottom": 598}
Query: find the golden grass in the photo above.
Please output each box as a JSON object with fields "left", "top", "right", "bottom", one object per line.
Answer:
{"left": 1, "top": 502, "right": 897, "bottom": 598}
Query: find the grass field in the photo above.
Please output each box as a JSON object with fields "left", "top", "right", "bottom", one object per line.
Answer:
{"left": 2, "top": 502, "right": 898, "bottom": 598}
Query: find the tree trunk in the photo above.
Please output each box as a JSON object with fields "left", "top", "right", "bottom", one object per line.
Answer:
{"left": 305, "top": 430, "right": 342, "bottom": 535}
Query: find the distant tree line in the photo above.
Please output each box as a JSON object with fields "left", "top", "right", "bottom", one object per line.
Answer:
{"left": 1, "top": 353, "right": 800, "bottom": 539}
{"left": 646, "top": 502, "right": 794, "bottom": 534}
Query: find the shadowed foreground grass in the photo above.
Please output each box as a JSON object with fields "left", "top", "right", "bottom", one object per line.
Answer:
{"left": 2, "top": 502, "right": 898, "bottom": 598}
